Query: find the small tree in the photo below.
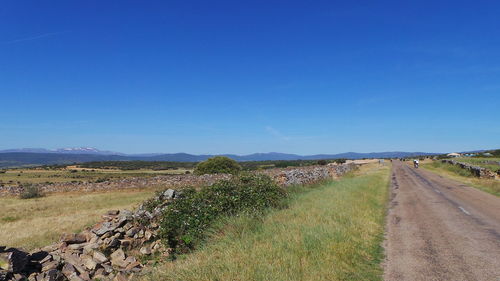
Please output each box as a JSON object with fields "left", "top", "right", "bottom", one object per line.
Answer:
{"left": 194, "top": 156, "right": 241, "bottom": 175}
{"left": 317, "top": 160, "right": 327, "bottom": 166}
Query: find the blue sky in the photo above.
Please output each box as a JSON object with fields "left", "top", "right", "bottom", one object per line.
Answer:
{"left": 1, "top": 0, "right": 499, "bottom": 154}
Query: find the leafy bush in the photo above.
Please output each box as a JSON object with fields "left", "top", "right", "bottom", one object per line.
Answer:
{"left": 317, "top": 160, "right": 327, "bottom": 165}
{"left": 19, "top": 185, "right": 44, "bottom": 199}
{"left": 274, "top": 161, "right": 295, "bottom": 168}
{"left": 335, "top": 158, "right": 347, "bottom": 164}
{"left": 95, "top": 178, "right": 109, "bottom": 183}
{"left": 194, "top": 156, "right": 241, "bottom": 175}
{"left": 159, "top": 174, "right": 287, "bottom": 252}
{"left": 430, "top": 161, "right": 474, "bottom": 177}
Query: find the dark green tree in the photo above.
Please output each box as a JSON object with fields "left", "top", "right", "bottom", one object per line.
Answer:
{"left": 194, "top": 156, "right": 242, "bottom": 175}
{"left": 317, "top": 160, "right": 328, "bottom": 165}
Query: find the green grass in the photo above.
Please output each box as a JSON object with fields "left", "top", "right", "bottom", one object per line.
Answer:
{"left": 422, "top": 161, "right": 500, "bottom": 197}
{"left": 452, "top": 157, "right": 500, "bottom": 172}
{"left": 428, "top": 160, "right": 475, "bottom": 177}
{"left": 143, "top": 164, "right": 390, "bottom": 281}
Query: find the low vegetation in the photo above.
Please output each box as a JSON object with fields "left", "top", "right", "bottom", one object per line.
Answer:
{"left": 193, "top": 156, "right": 242, "bottom": 175}
{"left": 0, "top": 190, "right": 153, "bottom": 249}
{"left": 76, "top": 160, "right": 196, "bottom": 170}
{"left": 19, "top": 184, "right": 44, "bottom": 199}
{"left": 50, "top": 158, "right": 347, "bottom": 171}
{"left": 0, "top": 167, "right": 189, "bottom": 187}
{"left": 0, "top": 158, "right": 349, "bottom": 187}
{"left": 144, "top": 164, "right": 390, "bottom": 281}
{"left": 422, "top": 161, "right": 500, "bottom": 196}
{"left": 160, "top": 174, "right": 286, "bottom": 253}
{"left": 451, "top": 157, "right": 500, "bottom": 172}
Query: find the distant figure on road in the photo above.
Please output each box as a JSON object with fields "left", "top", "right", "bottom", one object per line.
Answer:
{"left": 413, "top": 159, "right": 419, "bottom": 168}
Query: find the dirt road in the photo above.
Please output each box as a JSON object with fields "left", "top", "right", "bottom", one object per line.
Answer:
{"left": 384, "top": 160, "right": 500, "bottom": 281}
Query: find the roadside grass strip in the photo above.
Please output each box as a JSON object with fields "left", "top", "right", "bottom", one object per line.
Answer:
{"left": 422, "top": 161, "right": 500, "bottom": 197}
{"left": 145, "top": 165, "right": 390, "bottom": 281}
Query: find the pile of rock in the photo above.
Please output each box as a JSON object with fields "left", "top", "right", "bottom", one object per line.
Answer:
{"left": 0, "top": 164, "right": 358, "bottom": 197}
{"left": 0, "top": 164, "right": 358, "bottom": 281}
{"left": 328, "top": 162, "right": 357, "bottom": 177}
{"left": 0, "top": 189, "right": 178, "bottom": 281}
{"left": 482, "top": 160, "right": 500, "bottom": 166}
{"left": 441, "top": 160, "right": 498, "bottom": 179}
{"left": 262, "top": 163, "right": 356, "bottom": 186}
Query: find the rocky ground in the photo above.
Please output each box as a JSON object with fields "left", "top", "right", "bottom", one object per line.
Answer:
{"left": 0, "top": 188, "right": 176, "bottom": 281}
{"left": 0, "top": 174, "right": 231, "bottom": 197}
{"left": 0, "top": 163, "right": 356, "bottom": 281}
{"left": 0, "top": 163, "right": 356, "bottom": 197}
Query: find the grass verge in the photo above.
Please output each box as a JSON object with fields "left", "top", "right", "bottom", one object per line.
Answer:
{"left": 143, "top": 164, "right": 390, "bottom": 281}
{"left": 451, "top": 157, "right": 500, "bottom": 172}
{"left": 422, "top": 161, "right": 500, "bottom": 196}
{"left": 0, "top": 190, "right": 153, "bottom": 250}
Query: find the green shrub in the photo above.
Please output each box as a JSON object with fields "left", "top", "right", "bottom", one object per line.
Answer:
{"left": 317, "top": 160, "right": 327, "bottom": 165}
{"left": 95, "top": 178, "right": 109, "bottom": 183}
{"left": 431, "top": 161, "right": 474, "bottom": 177}
{"left": 194, "top": 156, "right": 241, "bottom": 175}
{"left": 1, "top": 216, "right": 19, "bottom": 222}
{"left": 159, "top": 174, "right": 286, "bottom": 252}
{"left": 19, "top": 185, "right": 44, "bottom": 199}
{"left": 334, "top": 158, "right": 347, "bottom": 164}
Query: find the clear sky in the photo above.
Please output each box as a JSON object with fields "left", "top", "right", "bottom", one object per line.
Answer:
{"left": 1, "top": 1, "right": 499, "bottom": 155}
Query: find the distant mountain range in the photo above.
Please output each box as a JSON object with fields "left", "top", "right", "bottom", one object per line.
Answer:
{"left": 0, "top": 147, "right": 441, "bottom": 168}
{"left": 0, "top": 147, "right": 125, "bottom": 155}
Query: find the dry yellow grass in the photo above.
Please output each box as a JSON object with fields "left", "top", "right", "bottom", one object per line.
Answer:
{"left": 0, "top": 190, "right": 153, "bottom": 250}
{"left": 0, "top": 168, "right": 190, "bottom": 185}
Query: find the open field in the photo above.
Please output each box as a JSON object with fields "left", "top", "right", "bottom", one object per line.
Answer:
{"left": 143, "top": 163, "right": 390, "bottom": 281}
{"left": 0, "top": 167, "right": 190, "bottom": 186}
{"left": 0, "top": 159, "right": 348, "bottom": 187}
{"left": 421, "top": 160, "right": 500, "bottom": 196}
{"left": 0, "top": 189, "right": 153, "bottom": 250}
{"left": 450, "top": 157, "right": 500, "bottom": 172}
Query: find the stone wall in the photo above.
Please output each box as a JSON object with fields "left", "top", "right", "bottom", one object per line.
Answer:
{"left": 0, "top": 174, "right": 232, "bottom": 197}
{"left": 441, "top": 159, "right": 499, "bottom": 179}
{"left": 0, "top": 163, "right": 357, "bottom": 281}
{"left": 0, "top": 163, "right": 356, "bottom": 197}
{"left": 261, "top": 162, "right": 356, "bottom": 186}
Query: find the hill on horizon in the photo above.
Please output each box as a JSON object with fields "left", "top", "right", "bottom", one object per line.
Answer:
{"left": 0, "top": 150, "right": 441, "bottom": 168}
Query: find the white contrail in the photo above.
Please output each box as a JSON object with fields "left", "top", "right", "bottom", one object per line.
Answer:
{"left": 2, "top": 32, "right": 66, "bottom": 45}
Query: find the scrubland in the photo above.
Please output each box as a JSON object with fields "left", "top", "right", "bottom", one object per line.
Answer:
{"left": 0, "top": 167, "right": 190, "bottom": 187}
{"left": 143, "top": 163, "right": 390, "bottom": 281}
